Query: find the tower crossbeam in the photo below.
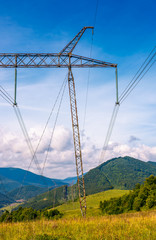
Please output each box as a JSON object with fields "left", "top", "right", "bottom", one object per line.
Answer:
{"left": 0, "top": 27, "right": 117, "bottom": 217}
{"left": 0, "top": 53, "right": 117, "bottom": 68}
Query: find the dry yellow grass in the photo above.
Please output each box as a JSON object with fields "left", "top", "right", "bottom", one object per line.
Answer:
{"left": 0, "top": 210, "right": 155, "bottom": 240}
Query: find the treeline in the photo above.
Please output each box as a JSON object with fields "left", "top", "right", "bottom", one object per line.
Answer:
{"left": 100, "top": 175, "right": 156, "bottom": 215}
{"left": 0, "top": 207, "right": 62, "bottom": 223}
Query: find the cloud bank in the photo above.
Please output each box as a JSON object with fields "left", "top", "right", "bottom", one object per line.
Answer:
{"left": 0, "top": 125, "right": 156, "bottom": 179}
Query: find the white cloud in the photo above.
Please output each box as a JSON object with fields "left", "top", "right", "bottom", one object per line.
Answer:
{"left": 0, "top": 18, "right": 156, "bottom": 179}
{"left": 0, "top": 124, "right": 156, "bottom": 179}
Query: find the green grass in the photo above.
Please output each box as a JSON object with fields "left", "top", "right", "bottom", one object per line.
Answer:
{"left": 0, "top": 203, "right": 22, "bottom": 212}
{"left": 55, "top": 189, "right": 129, "bottom": 218}
{"left": 1, "top": 189, "right": 156, "bottom": 240}
{"left": 0, "top": 210, "right": 155, "bottom": 240}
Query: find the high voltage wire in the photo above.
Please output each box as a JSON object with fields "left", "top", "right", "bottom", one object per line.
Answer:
{"left": 0, "top": 77, "right": 68, "bottom": 201}
{"left": 0, "top": 86, "right": 14, "bottom": 105}
{"left": 99, "top": 103, "right": 119, "bottom": 163}
{"left": 41, "top": 77, "right": 68, "bottom": 175}
{"left": 120, "top": 55, "right": 155, "bottom": 104}
{"left": 14, "top": 76, "right": 68, "bottom": 201}
{"left": 13, "top": 106, "right": 42, "bottom": 173}
{"left": 82, "top": 0, "right": 99, "bottom": 141}
{"left": 99, "top": 47, "right": 156, "bottom": 164}
{"left": 119, "top": 46, "right": 156, "bottom": 101}
{"left": 28, "top": 74, "right": 68, "bottom": 175}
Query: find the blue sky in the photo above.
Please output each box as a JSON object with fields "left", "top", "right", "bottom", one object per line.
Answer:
{"left": 0, "top": 0, "right": 156, "bottom": 178}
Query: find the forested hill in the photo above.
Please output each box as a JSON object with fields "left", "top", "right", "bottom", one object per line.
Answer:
{"left": 84, "top": 156, "right": 156, "bottom": 195}
{"left": 20, "top": 156, "right": 156, "bottom": 210}
{"left": 148, "top": 161, "right": 156, "bottom": 167}
{"left": 0, "top": 167, "right": 67, "bottom": 193}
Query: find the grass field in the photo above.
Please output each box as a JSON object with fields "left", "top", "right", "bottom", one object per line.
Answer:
{"left": 56, "top": 189, "right": 129, "bottom": 218}
{"left": 1, "top": 189, "right": 156, "bottom": 240}
{"left": 0, "top": 210, "right": 155, "bottom": 240}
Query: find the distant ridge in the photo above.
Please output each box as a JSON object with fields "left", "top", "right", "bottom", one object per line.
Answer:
{"left": 20, "top": 156, "right": 156, "bottom": 210}
{"left": 0, "top": 167, "right": 68, "bottom": 193}
{"left": 84, "top": 156, "right": 156, "bottom": 194}
{"left": 0, "top": 167, "right": 69, "bottom": 205}
{"left": 148, "top": 161, "right": 156, "bottom": 166}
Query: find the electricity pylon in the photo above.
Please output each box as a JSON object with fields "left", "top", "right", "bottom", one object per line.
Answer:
{"left": 0, "top": 27, "right": 117, "bottom": 217}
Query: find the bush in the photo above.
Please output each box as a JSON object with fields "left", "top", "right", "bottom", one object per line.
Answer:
{"left": 133, "top": 197, "right": 142, "bottom": 211}
{"left": 146, "top": 194, "right": 156, "bottom": 209}
{"left": 99, "top": 175, "right": 156, "bottom": 215}
{"left": 35, "top": 234, "right": 58, "bottom": 240}
{"left": 0, "top": 207, "right": 63, "bottom": 223}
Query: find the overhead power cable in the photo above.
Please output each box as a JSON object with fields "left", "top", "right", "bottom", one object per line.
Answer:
{"left": 119, "top": 47, "right": 156, "bottom": 103}
{"left": 99, "top": 103, "right": 119, "bottom": 163}
{"left": 13, "top": 106, "right": 42, "bottom": 173}
{"left": 0, "top": 85, "right": 49, "bottom": 202}
{"left": 14, "top": 76, "right": 68, "bottom": 201}
{"left": 119, "top": 46, "right": 156, "bottom": 102}
{"left": 82, "top": 0, "right": 99, "bottom": 140}
{"left": 41, "top": 76, "right": 67, "bottom": 175}
{"left": 33, "top": 74, "right": 68, "bottom": 174}
{"left": 0, "top": 86, "right": 14, "bottom": 105}
{"left": 120, "top": 56, "right": 155, "bottom": 104}
{"left": 99, "top": 46, "right": 156, "bottom": 164}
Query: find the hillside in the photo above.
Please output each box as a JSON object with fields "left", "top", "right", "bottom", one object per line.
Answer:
{"left": 21, "top": 185, "right": 69, "bottom": 210}
{"left": 0, "top": 168, "right": 67, "bottom": 192}
{"left": 148, "top": 161, "right": 156, "bottom": 166}
{"left": 0, "top": 192, "right": 14, "bottom": 208}
{"left": 17, "top": 156, "right": 156, "bottom": 210}
{"left": 7, "top": 185, "right": 49, "bottom": 201}
{"left": 56, "top": 189, "right": 129, "bottom": 218}
{"left": 84, "top": 156, "right": 156, "bottom": 194}
{"left": 0, "top": 167, "right": 69, "bottom": 207}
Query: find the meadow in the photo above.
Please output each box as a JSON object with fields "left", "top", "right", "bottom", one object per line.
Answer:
{"left": 56, "top": 189, "right": 129, "bottom": 218}
{"left": 0, "top": 210, "right": 155, "bottom": 240}
{"left": 0, "top": 189, "right": 156, "bottom": 240}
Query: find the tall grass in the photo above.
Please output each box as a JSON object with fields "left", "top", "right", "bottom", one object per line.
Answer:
{"left": 0, "top": 210, "right": 155, "bottom": 240}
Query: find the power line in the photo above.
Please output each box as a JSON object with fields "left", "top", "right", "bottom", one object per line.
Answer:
{"left": 99, "top": 47, "right": 155, "bottom": 164}
{"left": 120, "top": 56, "right": 155, "bottom": 103}
{"left": 99, "top": 103, "right": 119, "bottom": 164}
{"left": 82, "top": 0, "right": 99, "bottom": 140}
{"left": 41, "top": 77, "right": 67, "bottom": 174}
{"left": 0, "top": 86, "right": 14, "bottom": 105}
{"left": 119, "top": 46, "right": 156, "bottom": 101}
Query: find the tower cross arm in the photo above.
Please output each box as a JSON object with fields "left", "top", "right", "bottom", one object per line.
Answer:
{"left": 0, "top": 53, "right": 117, "bottom": 68}
{"left": 59, "top": 26, "right": 94, "bottom": 55}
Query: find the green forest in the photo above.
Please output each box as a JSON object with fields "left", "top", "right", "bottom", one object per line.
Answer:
{"left": 0, "top": 207, "right": 62, "bottom": 223}
{"left": 99, "top": 175, "right": 156, "bottom": 214}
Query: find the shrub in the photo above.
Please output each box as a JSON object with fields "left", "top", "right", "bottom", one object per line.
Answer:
{"left": 99, "top": 175, "right": 156, "bottom": 215}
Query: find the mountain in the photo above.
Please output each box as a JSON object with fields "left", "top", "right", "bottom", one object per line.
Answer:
{"left": 84, "top": 156, "right": 156, "bottom": 194}
{"left": 63, "top": 176, "right": 77, "bottom": 185}
{"left": 18, "top": 185, "right": 69, "bottom": 210}
{"left": 148, "top": 161, "right": 156, "bottom": 166}
{"left": 0, "top": 168, "right": 67, "bottom": 194}
{"left": 0, "top": 192, "right": 14, "bottom": 208}
{"left": 7, "top": 185, "right": 49, "bottom": 201}
{"left": 0, "top": 167, "right": 69, "bottom": 206}
{"left": 19, "top": 156, "right": 156, "bottom": 210}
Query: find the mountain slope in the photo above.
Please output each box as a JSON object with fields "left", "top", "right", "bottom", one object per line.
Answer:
{"left": 148, "top": 161, "right": 156, "bottom": 167}
{"left": 84, "top": 156, "right": 156, "bottom": 194}
{"left": 0, "top": 168, "right": 67, "bottom": 194}
{"left": 0, "top": 192, "right": 14, "bottom": 208}
{"left": 7, "top": 185, "right": 49, "bottom": 201}
{"left": 18, "top": 156, "right": 156, "bottom": 210}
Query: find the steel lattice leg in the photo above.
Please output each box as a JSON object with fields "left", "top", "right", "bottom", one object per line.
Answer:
{"left": 68, "top": 67, "right": 86, "bottom": 217}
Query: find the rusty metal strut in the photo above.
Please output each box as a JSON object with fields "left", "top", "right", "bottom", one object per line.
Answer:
{"left": 68, "top": 63, "right": 86, "bottom": 216}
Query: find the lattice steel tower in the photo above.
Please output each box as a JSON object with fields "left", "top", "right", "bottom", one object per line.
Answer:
{"left": 0, "top": 27, "right": 117, "bottom": 216}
